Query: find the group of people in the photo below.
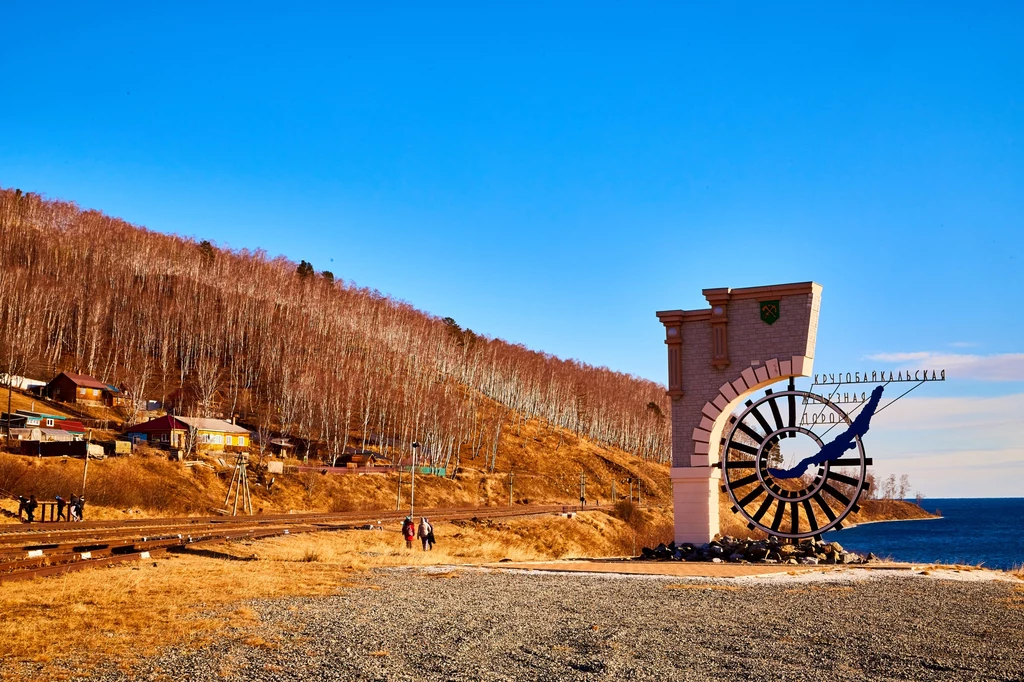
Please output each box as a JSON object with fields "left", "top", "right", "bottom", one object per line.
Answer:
{"left": 402, "top": 516, "right": 436, "bottom": 550}
{"left": 17, "top": 494, "right": 85, "bottom": 523}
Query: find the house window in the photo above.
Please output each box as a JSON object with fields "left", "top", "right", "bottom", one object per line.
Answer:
{"left": 45, "top": 419, "right": 54, "bottom": 427}
{"left": 226, "top": 436, "right": 233, "bottom": 446}
{"left": 78, "top": 387, "right": 85, "bottom": 395}
{"left": 238, "top": 436, "right": 246, "bottom": 446}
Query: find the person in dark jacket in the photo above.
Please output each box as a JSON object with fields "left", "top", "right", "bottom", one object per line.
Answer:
{"left": 24, "top": 495, "right": 38, "bottom": 523}
{"left": 401, "top": 516, "right": 415, "bottom": 549}
{"left": 55, "top": 495, "right": 67, "bottom": 521}
{"left": 17, "top": 495, "right": 27, "bottom": 520}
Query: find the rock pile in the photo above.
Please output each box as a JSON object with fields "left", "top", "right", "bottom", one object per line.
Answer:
{"left": 639, "top": 536, "right": 871, "bottom": 565}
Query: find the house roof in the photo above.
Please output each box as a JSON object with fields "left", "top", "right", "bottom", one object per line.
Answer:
{"left": 55, "top": 420, "right": 86, "bottom": 433}
{"left": 125, "top": 415, "right": 249, "bottom": 435}
{"left": 16, "top": 410, "right": 66, "bottom": 420}
{"left": 176, "top": 416, "right": 250, "bottom": 434}
{"left": 50, "top": 372, "right": 109, "bottom": 390}
{"left": 39, "top": 428, "right": 74, "bottom": 439}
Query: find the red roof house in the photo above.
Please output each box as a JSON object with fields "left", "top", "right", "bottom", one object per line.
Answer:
{"left": 45, "top": 372, "right": 121, "bottom": 406}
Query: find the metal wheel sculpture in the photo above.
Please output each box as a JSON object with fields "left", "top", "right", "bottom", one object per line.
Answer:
{"left": 719, "top": 379, "right": 877, "bottom": 540}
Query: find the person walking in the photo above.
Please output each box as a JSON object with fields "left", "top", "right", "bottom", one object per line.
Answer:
{"left": 25, "top": 495, "right": 38, "bottom": 523}
{"left": 417, "top": 517, "right": 433, "bottom": 551}
{"left": 17, "top": 495, "right": 27, "bottom": 521}
{"left": 402, "top": 516, "right": 415, "bottom": 550}
{"left": 55, "top": 495, "right": 67, "bottom": 522}
{"left": 69, "top": 495, "right": 81, "bottom": 522}
{"left": 75, "top": 496, "right": 85, "bottom": 522}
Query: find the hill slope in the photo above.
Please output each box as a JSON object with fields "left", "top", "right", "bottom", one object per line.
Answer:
{"left": 0, "top": 188, "right": 669, "bottom": 471}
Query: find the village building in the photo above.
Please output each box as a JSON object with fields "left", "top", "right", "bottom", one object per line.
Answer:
{"left": 45, "top": 372, "right": 127, "bottom": 407}
{"left": 3, "top": 410, "right": 69, "bottom": 429}
{"left": 335, "top": 449, "right": 390, "bottom": 467}
{"left": 124, "top": 415, "right": 250, "bottom": 452}
{"left": 11, "top": 427, "right": 75, "bottom": 443}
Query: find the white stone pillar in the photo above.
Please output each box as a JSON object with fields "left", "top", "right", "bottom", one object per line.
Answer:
{"left": 671, "top": 467, "right": 721, "bottom": 544}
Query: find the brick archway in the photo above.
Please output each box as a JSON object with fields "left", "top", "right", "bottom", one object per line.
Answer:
{"left": 692, "top": 354, "right": 810, "bottom": 468}
{"left": 657, "top": 283, "right": 821, "bottom": 544}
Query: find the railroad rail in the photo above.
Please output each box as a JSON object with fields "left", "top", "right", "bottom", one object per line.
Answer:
{"left": 0, "top": 503, "right": 601, "bottom": 583}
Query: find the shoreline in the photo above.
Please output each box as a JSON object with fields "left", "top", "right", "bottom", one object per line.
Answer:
{"left": 844, "top": 514, "right": 943, "bottom": 530}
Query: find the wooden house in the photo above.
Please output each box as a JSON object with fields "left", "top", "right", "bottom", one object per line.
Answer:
{"left": 335, "top": 449, "right": 390, "bottom": 467}
{"left": 124, "top": 415, "right": 250, "bottom": 453}
{"left": 45, "top": 372, "right": 125, "bottom": 406}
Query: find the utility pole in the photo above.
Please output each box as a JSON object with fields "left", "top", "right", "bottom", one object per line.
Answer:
{"left": 5, "top": 376, "right": 12, "bottom": 445}
{"left": 579, "top": 470, "right": 586, "bottom": 507}
{"left": 508, "top": 470, "right": 515, "bottom": 507}
{"left": 638, "top": 479, "right": 642, "bottom": 508}
{"left": 395, "top": 455, "right": 403, "bottom": 510}
{"left": 611, "top": 479, "right": 616, "bottom": 504}
{"left": 81, "top": 429, "right": 92, "bottom": 497}
{"left": 627, "top": 477, "right": 634, "bottom": 505}
{"left": 409, "top": 441, "right": 420, "bottom": 518}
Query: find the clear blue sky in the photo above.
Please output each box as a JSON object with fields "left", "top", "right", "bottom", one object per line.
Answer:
{"left": 2, "top": 3, "right": 1022, "bottom": 495}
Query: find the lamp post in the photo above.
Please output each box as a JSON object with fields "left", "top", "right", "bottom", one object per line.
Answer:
{"left": 409, "top": 441, "right": 420, "bottom": 518}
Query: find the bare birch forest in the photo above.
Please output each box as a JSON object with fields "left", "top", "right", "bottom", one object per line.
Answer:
{"left": 0, "top": 188, "right": 670, "bottom": 468}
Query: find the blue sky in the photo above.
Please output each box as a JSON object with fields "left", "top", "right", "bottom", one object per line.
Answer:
{"left": 2, "top": 3, "right": 1021, "bottom": 495}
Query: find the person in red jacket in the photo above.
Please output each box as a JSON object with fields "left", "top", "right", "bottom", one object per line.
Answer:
{"left": 401, "top": 516, "right": 415, "bottom": 549}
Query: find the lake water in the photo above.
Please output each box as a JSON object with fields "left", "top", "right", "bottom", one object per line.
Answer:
{"left": 822, "top": 498, "right": 1024, "bottom": 570}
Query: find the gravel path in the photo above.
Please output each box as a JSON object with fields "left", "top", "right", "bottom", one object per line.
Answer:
{"left": 89, "top": 568, "right": 1024, "bottom": 681}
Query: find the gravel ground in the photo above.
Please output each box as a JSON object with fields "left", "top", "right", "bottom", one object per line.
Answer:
{"left": 86, "top": 568, "right": 1024, "bottom": 681}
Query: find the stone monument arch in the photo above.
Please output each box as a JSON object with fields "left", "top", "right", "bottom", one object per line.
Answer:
{"left": 656, "top": 282, "right": 822, "bottom": 543}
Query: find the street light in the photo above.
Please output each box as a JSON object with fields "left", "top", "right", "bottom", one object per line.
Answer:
{"left": 409, "top": 441, "right": 420, "bottom": 517}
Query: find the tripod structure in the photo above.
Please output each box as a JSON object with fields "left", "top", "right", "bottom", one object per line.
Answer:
{"left": 224, "top": 450, "right": 253, "bottom": 516}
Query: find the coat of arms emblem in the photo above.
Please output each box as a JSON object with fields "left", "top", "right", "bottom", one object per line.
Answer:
{"left": 759, "top": 300, "right": 780, "bottom": 325}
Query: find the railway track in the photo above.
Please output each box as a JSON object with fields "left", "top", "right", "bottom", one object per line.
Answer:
{"left": 0, "top": 503, "right": 595, "bottom": 583}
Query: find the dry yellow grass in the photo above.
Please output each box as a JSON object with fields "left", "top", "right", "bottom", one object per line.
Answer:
{"left": 0, "top": 510, "right": 652, "bottom": 681}
{"left": 0, "top": 390, "right": 75, "bottom": 419}
{"left": 0, "top": 415, "right": 673, "bottom": 519}
{"left": 0, "top": 551, "right": 353, "bottom": 682}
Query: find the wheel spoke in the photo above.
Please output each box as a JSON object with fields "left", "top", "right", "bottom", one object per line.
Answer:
{"left": 801, "top": 498, "right": 820, "bottom": 532}
{"left": 765, "top": 390, "right": 787, "bottom": 438}
{"left": 812, "top": 492, "right": 838, "bottom": 523}
{"left": 832, "top": 457, "right": 871, "bottom": 467}
{"left": 738, "top": 485, "right": 767, "bottom": 508}
{"left": 728, "top": 441, "right": 759, "bottom": 456}
{"left": 770, "top": 500, "right": 786, "bottom": 532}
{"left": 751, "top": 495, "right": 775, "bottom": 523}
{"left": 789, "top": 501, "right": 800, "bottom": 535}
{"left": 729, "top": 473, "right": 760, "bottom": 489}
{"left": 737, "top": 421, "right": 765, "bottom": 444}
{"left": 745, "top": 400, "right": 775, "bottom": 436}
{"left": 822, "top": 482, "right": 851, "bottom": 507}
{"left": 787, "top": 385, "right": 796, "bottom": 429}
{"left": 828, "top": 471, "right": 860, "bottom": 487}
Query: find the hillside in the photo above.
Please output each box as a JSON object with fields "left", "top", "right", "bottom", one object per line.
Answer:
{"left": 0, "top": 188, "right": 669, "bottom": 472}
